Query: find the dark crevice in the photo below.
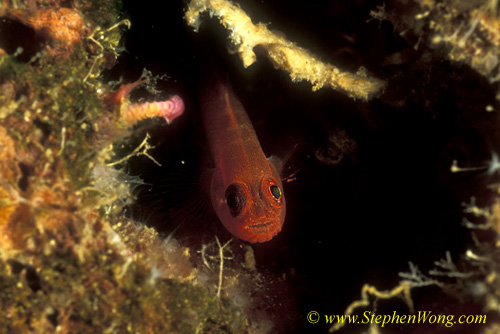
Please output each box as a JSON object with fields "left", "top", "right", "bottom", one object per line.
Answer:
{"left": 17, "top": 162, "right": 32, "bottom": 192}
{"left": 0, "top": 17, "right": 44, "bottom": 62}
{"left": 7, "top": 260, "right": 42, "bottom": 292}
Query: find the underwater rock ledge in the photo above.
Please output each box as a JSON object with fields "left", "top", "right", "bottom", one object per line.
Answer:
{"left": 0, "top": 0, "right": 250, "bottom": 333}
{"left": 1, "top": 0, "right": 500, "bottom": 333}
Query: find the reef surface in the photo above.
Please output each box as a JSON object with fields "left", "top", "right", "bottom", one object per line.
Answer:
{"left": 1, "top": 0, "right": 500, "bottom": 333}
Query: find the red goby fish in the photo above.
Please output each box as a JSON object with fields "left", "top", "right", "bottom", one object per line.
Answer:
{"left": 201, "top": 75, "right": 285, "bottom": 243}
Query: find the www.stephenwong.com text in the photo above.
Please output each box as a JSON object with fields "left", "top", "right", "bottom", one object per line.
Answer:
{"left": 307, "top": 310, "right": 487, "bottom": 328}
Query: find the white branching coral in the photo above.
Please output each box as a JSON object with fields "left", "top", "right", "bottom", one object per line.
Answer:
{"left": 429, "top": 251, "right": 476, "bottom": 278}
{"left": 185, "top": 0, "right": 386, "bottom": 100}
{"left": 398, "top": 261, "right": 443, "bottom": 288}
{"left": 331, "top": 243, "right": 498, "bottom": 333}
{"left": 450, "top": 151, "right": 500, "bottom": 176}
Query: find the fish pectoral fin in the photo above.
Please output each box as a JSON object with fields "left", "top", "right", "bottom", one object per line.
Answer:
{"left": 267, "top": 155, "right": 283, "bottom": 172}
{"left": 267, "top": 143, "right": 303, "bottom": 183}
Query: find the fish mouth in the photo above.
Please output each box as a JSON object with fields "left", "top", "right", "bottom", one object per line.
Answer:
{"left": 244, "top": 220, "right": 280, "bottom": 237}
{"left": 242, "top": 220, "right": 282, "bottom": 243}
{"left": 246, "top": 221, "right": 273, "bottom": 229}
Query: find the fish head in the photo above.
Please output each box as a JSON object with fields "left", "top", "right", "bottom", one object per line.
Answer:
{"left": 210, "top": 161, "right": 286, "bottom": 243}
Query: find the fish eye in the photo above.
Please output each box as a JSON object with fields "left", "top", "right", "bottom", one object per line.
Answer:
{"left": 270, "top": 184, "right": 281, "bottom": 200}
{"left": 225, "top": 183, "right": 245, "bottom": 217}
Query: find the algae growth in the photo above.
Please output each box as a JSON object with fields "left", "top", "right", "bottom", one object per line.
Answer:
{"left": 0, "top": 0, "right": 248, "bottom": 333}
{"left": 2, "top": 0, "right": 500, "bottom": 333}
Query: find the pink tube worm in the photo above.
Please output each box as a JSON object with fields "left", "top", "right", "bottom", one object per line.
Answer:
{"left": 109, "top": 76, "right": 185, "bottom": 126}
